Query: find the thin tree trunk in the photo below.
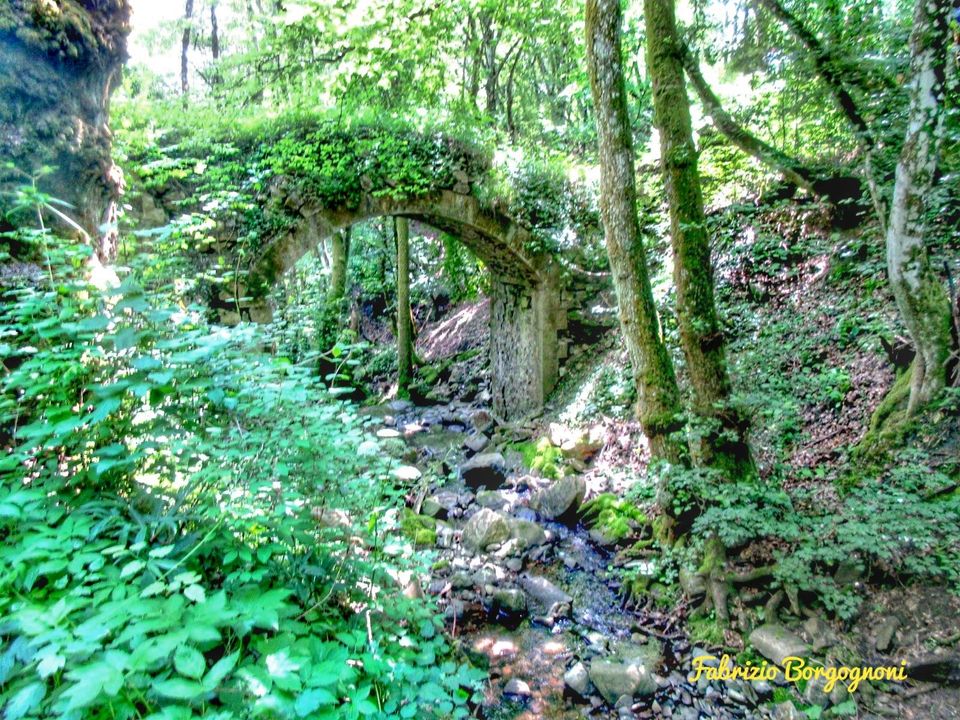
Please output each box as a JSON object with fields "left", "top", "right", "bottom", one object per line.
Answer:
{"left": 645, "top": 0, "right": 755, "bottom": 480}
{"left": 210, "top": 2, "right": 221, "bottom": 89}
{"left": 181, "top": 0, "right": 195, "bottom": 106}
{"left": 330, "top": 226, "right": 351, "bottom": 302}
{"left": 505, "top": 42, "right": 524, "bottom": 142}
{"left": 755, "top": 0, "right": 873, "bottom": 139}
{"left": 885, "top": 0, "right": 955, "bottom": 414}
{"left": 467, "top": 14, "right": 482, "bottom": 111}
{"left": 680, "top": 44, "right": 815, "bottom": 192}
{"left": 480, "top": 12, "right": 499, "bottom": 116}
{"left": 395, "top": 217, "right": 413, "bottom": 397}
{"left": 211, "top": 3, "right": 220, "bottom": 60}
{"left": 585, "top": 0, "right": 687, "bottom": 467}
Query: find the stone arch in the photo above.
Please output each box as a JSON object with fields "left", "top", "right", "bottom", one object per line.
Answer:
{"left": 244, "top": 190, "right": 564, "bottom": 420}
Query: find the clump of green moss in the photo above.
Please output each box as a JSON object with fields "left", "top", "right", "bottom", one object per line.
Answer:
{"left": 581, "top": 492, "right": 647, "bottom": 543}
{"left": 513, "top": 437, "right": 566, "bottom": 479}
{"left": 400, "top": 508, "right": 437, "bottom": 547}
{"left": 687, "top": 613, "right": 725, "bottom": 646}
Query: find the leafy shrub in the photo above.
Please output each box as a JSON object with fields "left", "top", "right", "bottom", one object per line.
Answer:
{"left": 0, "top": 230, "right": 484, "bottom": 718}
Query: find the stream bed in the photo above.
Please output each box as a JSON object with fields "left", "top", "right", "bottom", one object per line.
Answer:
{"left": 366, "top": 400, "right": 777, "bottom": 719}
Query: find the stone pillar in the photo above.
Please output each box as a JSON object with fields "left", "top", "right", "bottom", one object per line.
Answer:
{"left": 489, "top": 267, "right": 562, "bottom": 419}
{"left": 0, "top": 1, "right": 132, "bottom": 262}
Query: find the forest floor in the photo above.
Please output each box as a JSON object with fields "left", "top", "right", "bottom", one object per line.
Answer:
{"left": 355, "top": 198, "right": 960, "bottom": 718}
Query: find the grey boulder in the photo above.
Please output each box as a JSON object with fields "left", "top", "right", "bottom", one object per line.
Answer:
{"left": 461, "top": 508, "right": 511, "bottom": 553}
{"left": 530, "top": 476, "right": 586, "bottom": 521}
{"left": 588, "top": 659, "right": 656, "bottom": 705}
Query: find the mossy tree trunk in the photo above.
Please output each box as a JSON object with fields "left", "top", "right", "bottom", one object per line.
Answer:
{"left": 395, "top": 217, "right": 413, "bottom": 397}
{"left": 585, "top": 0, "right": 687, "bottom": 467}
{"left": 0, "top": 0, "right": 131, "bottom": 262}
{"left": 181, "top": 0, "right": 194, "bottom": 105}
{"left": 329, "top": 226, "right": 351, "bottom": 302}
{"left": 645, "top": 0, "right": 755, "bottom": 481}
{"left": 884, "top": 0, "right": 955, "bottom": 415}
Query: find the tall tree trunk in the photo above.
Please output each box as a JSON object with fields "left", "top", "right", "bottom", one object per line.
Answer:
{"left": 209, "top": 2, "right": 222, "bottom": 90}
{"left": 645, "top": 0, "right": 755, "bottom": 480}
{"left": 211, "top": 3, "right": 221, "bottom": 60}
{"left": 467, "top": 15, "right": 482, "bottom": 111}
{"left": 480, "top": 12, "right": 499, "bottom": 116}
{"left": 181, "top": 0, "right": 195, "bottom": 105}
{"left": 680, "top": 44, "right": 815, "bottom": 193}
{"left": 0, "top": 0, "right": 131, "bottom": 262}
{"left": 505, "top": 42, "right": 524, "bottom": 142}
{"left": 330, "top": 226, "right": 351, "bottom": 302}
{"left": 884, "top": 0, "right": 955, "bottom": 415}
{"left": 395, "top": 217, "right": 413, "bottom": 397}
{"left": 585, "top": 0, "right": 687, "bottom": 467}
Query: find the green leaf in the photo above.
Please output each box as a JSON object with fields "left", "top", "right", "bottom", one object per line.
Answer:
{"left": 202, "top": 651, "right": 239, "bottom": 691}
{"left": 187, "top": 624, "right": 221, "bottom": 644}
{"left": 184, "top": 584, "right": 206, "bottom": 603}
{"left": 294, "top": 687, "right": 336, "bottom": 717}
{"left": 141, "top": 581, "right": 166, "bottom": 598}
{"left": 88, "top": 397, "right": 121, "bottom": 424}
{"left": 830, "top": 701, "right": 857, "bottom": 716}
{"left": 149, "top": 545, "right": 176, "bottom": 559}
{"left": 120, "top": 560, "right": 145, "bottom": 579}
{"left": 154, "top": 678, "right": 205, "bottom": 701}
{"left": 37, "top": 653, "right": 65, "bottom": 678}
{"left": 5, "top": 682, "right": 46, "bottom": 720}
{"left": 174, "top": 645, "right": 206, "bottom": 680}
{"left": 59, "top": 669, "right": 104, "bottom": 712}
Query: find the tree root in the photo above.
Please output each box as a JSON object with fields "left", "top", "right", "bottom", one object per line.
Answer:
{"left": 857, "top": 365, "right": 914, "bottom": 460}
{"left": 764, "top": 589, "right": 784, "bottom": 621}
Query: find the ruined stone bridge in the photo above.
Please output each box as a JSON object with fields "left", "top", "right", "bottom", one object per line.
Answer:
{"left": 242, "top": 185, "right": 573, "bottom": 420}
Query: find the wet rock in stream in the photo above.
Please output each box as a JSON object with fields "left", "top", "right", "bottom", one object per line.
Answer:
{"left": 460, "top": 452, "right": 508, "bottom": 488}
{"left": 530, "top": 475, "right": 587, "bottom": 521}
{"left": 462, "top": 508, "right": 511, "bottom": 553}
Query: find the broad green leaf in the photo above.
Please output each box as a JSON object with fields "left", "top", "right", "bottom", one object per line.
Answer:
{"left": 37, "top": 653, "right": 65, "bottom": 678}
{"left": 5, "top": 682, "right": 46, "bottom": 720}
{"left": 187, "top": 624, "right": 220, "bottom": 644}
{"left": 59, "top": 670, "right": 104, "bottom": 712}
{"left": 202, "top": 651, "right": 239, "bottom": 691}
{"left": 294, "top": 687, "right": 336, "bottom": 717}
{"left": 174, "top": 645, "right": 206, "bottom": 680}
{"left": 120, "top": 560, "right": 145, "bottom": 579}
{"left": 149, "top": 545, "right": 176, "bottom": 559}
{"left": 154, "top": 678, "right": 205, "bottom": 701}
{"left": 184, "top": 584, "right": 206, "bottom": 603}
{"left": 141, "top": 581, "right": 166, "bottom": 598}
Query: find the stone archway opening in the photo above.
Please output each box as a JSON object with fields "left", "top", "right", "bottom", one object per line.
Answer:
{"left": 238, "top": 191, "right": 565, "bottom": 420}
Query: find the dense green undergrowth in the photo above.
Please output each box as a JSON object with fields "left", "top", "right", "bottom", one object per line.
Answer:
{"left": 0, "top": 220, "right": 483, "bottom": 719}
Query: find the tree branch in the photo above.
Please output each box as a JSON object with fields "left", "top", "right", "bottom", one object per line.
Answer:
{"left": 753, "top": 0, "right": 887, "bottom": 227}
{"left": 680, "top": 43, "right": 815, "bottom": 192}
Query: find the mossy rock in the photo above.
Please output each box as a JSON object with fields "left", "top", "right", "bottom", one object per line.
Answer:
{"left": 582, "top": 493, "right": 647, "bottom": 543}
{"left": 400, "top": 508, "right": 437, "bottom": 547}
{"left": 513, "top": 437, "right": 566, "bottom": 479}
